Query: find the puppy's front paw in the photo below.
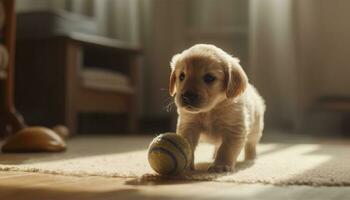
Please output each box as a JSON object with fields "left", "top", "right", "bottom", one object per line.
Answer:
{"left": 208, "top": 164, "right": 233, "bottom": 173}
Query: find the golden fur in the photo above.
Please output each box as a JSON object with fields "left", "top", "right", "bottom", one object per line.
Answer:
{"left": 169, "top": 44, "right": 265, "bottom": 172}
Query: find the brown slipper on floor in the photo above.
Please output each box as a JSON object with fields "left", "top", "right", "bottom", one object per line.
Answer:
{"left": 1, "top": 126, "right": 67, "bottom": 153}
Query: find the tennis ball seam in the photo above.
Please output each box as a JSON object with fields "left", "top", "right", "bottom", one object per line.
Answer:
{"left": 161, "top": 137, "right": 189, "bottom": 169}
{"left": 149, "top": 147, "right": 178, "bottom": 174}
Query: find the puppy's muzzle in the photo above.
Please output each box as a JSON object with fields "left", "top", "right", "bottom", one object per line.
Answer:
{"left": 181, "top": 91, "right": 200, "bottom": 107}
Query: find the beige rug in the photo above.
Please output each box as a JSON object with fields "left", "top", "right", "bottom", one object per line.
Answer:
{"left": 0, "top": 136, "right": 349, "bottom": 186}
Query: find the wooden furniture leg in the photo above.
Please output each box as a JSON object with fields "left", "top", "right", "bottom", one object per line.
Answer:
{"left": 0, "top": 0, "right": 26, "bottom": 138}
{"left": 64, "top": 42, "right": 79, "bottom": 134}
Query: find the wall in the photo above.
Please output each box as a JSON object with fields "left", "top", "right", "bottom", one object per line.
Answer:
{"left": 251, "top": 0, "right": 350, "bottom": 131}
{"left": 249, "top": 0, "right": 299, "bottom": 129}
{"left": 314, "top": 0, "right": 350, "bottom": 97}
{"left": 295, "top": 0, "right": 350, "bottom": 132}
{"left": 140, "top": 0, "right": 186, "bottom": 119}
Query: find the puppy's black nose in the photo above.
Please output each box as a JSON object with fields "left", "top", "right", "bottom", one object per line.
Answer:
{"left": 181, "top": 91, "right": 199, "bottom": 105}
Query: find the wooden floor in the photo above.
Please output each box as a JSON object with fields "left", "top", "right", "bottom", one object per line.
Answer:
{"left": 0, "top": 171, "right": 350, "bottom": 200}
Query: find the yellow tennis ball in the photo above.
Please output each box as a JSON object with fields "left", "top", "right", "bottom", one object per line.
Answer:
{"left": 148, "top": 132, "right": 192, "bottom": 175}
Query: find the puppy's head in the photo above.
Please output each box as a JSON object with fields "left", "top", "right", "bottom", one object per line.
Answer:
{"left": 169, "top": 44, "right": 248, "bottom": 113}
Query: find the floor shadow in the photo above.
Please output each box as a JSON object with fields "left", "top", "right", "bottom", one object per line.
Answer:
{"left": 194, "top": 160, "right": 255, "bottom": 173}
{"left": 125, "top": 173, "right": 196, "bottom": 186}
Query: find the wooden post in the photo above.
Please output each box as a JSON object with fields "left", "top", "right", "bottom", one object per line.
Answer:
{"left": 3, "top": 0, "right": 16, "bottom": 112}
{"left": 0, "top": 0, "right": 26, "bottom": 137}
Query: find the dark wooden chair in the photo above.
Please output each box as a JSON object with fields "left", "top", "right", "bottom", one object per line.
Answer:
{"left": 15, "top": 33, "right": 141, "bottom": 134}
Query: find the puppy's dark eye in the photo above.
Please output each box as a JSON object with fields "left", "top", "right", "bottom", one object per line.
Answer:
{"left": 203, "top": 73, "right": 216, "bottom": 84}
{"left": 179, "top": 72, "right": 185, "bottom": 81}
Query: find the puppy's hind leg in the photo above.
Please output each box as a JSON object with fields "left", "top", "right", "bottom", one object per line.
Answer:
{"left": 212, "top": 146, "right": 218, "bottom": 159}
{"left": 244, "top": 116, "right": 264, "bottom": 161}
{"left": 208, "top": 135, "right": 245, "bottom": 173}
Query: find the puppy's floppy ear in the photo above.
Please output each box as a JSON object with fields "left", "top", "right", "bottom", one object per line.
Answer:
{"left": 169, "top": 70, "right": 176, "bottom": 96}
{"left": 169, "top": 54, "right": 181, "bottom": 96}
{"left": 170, "top": 53, "right": 181, "bottom": 70}
{"left": 225, "top": 58, "right": 248, "bottom": 98}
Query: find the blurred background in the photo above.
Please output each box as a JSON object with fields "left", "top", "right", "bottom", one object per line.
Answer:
{"left": 6, "top": 0, "right": 350, "bottom": 137}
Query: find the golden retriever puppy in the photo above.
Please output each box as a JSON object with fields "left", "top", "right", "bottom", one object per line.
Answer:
{"left": 169, "top": 44, "right": 265, "bottom": 173}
